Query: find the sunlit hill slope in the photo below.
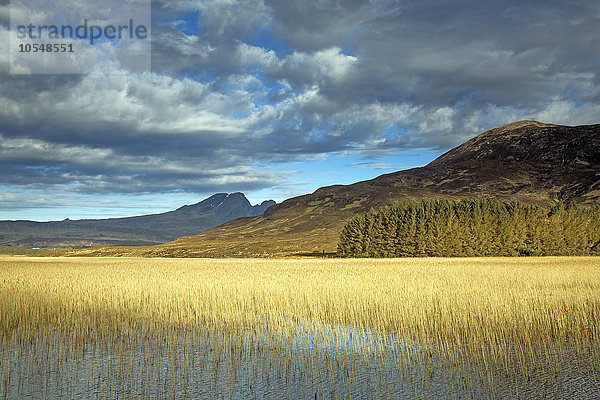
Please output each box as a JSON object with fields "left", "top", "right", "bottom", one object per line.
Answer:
{"left": 65, "top": 121, "right": 600, "bottom": 257}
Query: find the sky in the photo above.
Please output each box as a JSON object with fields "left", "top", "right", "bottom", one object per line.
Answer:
{"left": 1, "top": 0, "right": 600, "bottom": 221}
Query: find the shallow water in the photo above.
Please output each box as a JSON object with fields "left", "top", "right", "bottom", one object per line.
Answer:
{"left": 1, "top": 327, "right": 599, "bottom": 399}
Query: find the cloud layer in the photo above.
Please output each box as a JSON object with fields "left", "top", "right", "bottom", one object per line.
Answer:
{"left": 2, "top": 0, "right": 600, "bottom": 206}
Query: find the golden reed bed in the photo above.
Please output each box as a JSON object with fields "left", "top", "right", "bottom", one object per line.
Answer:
{"left": 0, "top": 256, "right": 599, "bottom": 398}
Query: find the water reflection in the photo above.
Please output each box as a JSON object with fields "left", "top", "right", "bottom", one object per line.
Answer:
{"left": 1, "top": 326, "right": 599, "bottom": 399}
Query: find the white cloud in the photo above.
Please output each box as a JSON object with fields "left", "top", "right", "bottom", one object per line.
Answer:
{"left": 282, "top": 47, "right": 358, "bottom": 83}
{"left": 534, "top": 99, "right": 600, "bottom": 127}
{"left": 0, "top": 72, "right": 257, "bottom": 135}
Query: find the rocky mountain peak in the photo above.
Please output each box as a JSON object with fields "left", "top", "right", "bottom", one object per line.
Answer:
{"left": 429, "top": 121, "right": 600, "bottom": 167}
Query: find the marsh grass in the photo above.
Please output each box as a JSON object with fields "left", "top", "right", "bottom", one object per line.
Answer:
{"left": 0, "top": 256, "right": 599, "bottom": 398}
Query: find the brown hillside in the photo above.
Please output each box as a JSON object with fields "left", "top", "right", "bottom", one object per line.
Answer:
{"left": 65, "top": 121, "right": 600, "bottom": 257}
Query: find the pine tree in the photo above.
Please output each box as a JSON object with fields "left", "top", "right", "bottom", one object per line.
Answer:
{"left": 337, "top": 199, "right": 600, "bottom": 257}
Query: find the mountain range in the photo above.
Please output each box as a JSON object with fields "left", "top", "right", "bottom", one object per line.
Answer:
{"left": 0, "top": 193, "right": 275, "bottom": 248}
{"left": 61, "top": 121, "right": 600, "bottom": 257}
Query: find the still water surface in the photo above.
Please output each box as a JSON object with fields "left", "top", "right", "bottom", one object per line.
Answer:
{"left": 1, "top": 326, "right": 599, "bottom": 399}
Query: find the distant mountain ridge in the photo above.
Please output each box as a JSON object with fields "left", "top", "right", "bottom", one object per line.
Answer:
{"left": 83, "top": 193, "right": 275, "bottom": 234}
{"left": 0, "top": 193, "right": 275, "bottom": 248}
{"left": 64, "top": 121, "right": 600, "bottom": 258}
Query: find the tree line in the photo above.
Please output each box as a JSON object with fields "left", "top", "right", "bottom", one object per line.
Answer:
{"left": 337, "top": 199, "right": 600, "bottom": 257}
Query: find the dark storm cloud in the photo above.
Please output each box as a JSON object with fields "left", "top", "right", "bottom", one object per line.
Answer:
{"left": 2, "top": 0, "right": 600, "bottom": 195}
{"left": 266, "top": 0, "right": 600, "bottom": 106}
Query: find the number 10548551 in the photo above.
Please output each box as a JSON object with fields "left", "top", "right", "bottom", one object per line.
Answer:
{"left": 18, "top": 43, "right": 74, "bottom": 53}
